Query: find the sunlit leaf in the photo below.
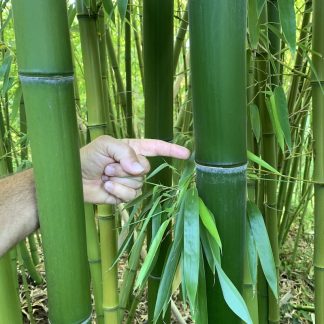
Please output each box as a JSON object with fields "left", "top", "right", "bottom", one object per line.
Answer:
{"left": 274, "top": 86, "right": 292, "bottom": 152}
{"left": 247, "top": 150, "right": 280, "bottom": 175}
{"left": 184, "top": 187, "right": 200, "bottom": 310}
{"left": 247, "top": 201, "right": 278, "bottom": 299}
{"left": 135, "top": 218, "right": 171, "bottom": 290}
{"left": 199, "top": 198, "right": 222, "bottom": 250}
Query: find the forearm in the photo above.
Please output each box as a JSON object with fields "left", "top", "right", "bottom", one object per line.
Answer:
{"left": 0, "top": 169, "right": 38, "bottom": 257}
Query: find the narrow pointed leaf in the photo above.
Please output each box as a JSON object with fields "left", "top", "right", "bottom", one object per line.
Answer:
{"left": 274, "top": 86, "right": 292, "bottom": 152}
{"left": 246, "top": 220, "right": 257, "bottom": 286}
{"left": 194, "top": 251, "right": 208, "bottom": 324}
{"left": 135, "top": 218, "right": 171, "bottom": 290}
{"left": 247, "top": 151, "right": 280, "bottom": 175}
{"left": 247, "top": 201, "right": 278, "bottom": 299}
{"left": 118, "top": 0, "right": 128, "bottom": 21}
{"left": 257, "top": 0, "right": 266, "bottom": 16}
{"left": 266, "top": 95, "right": 285, "bottom": 153}
{"left": 184, "top": 187, "right": 200, "bottom": 309}
{"left": 216, "top": 261, "right": 253, "bottom": 324}
{"left": 248, "top": 0, "right": 260, "bottom": 49}
{"left": 278, "top": 0, "right": 296, "bottom": 54}
{"left": 249, "top": 103, "right": 261, "bottom": 142}
{"left": 199, "top": 198, "right": 222, "bottom": 250}
{"left": 153, "top": 203, "right": 184, "bottom": 321}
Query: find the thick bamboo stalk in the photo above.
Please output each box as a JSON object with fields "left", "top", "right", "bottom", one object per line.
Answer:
{"left": 312, "top": 0, "right": 324, "bottom": 322}
{"left": 12, "top": 1, "right": 92, "bottom": 322}
{"left": 189, "top": 1, "right": 247, "bottom": 322}
{"left": 143, "top": 0, "right": 173, "bottom": 322}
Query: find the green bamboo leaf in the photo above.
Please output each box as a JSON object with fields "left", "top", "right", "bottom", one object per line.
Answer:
{"left": 102, "top": 0, "right": 115, "bottom": 21}
{"left": 266, "top": 95, "right": 285, "bottom": 153}
{"left": 184, "top": 187, "right": 200, "bottom": 310}
{"left": 257, "top": 0, "right": 266, "bottom": 16}
{"left": 10, "top": 84, "right": 22, "bottom": 122}
{"left": 200, "top": 223, "right": 221, "bottom": 273}
{"left": 215, "top": 260, "right": 253, "bottom": 324}
{"left": 199, "top": 198, "right": 222, "bottom": 250}
{"left": 247, "top": 201, "right": 278, "bottom": 299}
{"left": 248, "top": 0, "right": 260, "bottom": 49}
{"left": 247, "top": 150, "right": 280, "bottom": 175}
{"left": 249, "top": 103, "right": 261, "bottom": 143}
{"left": 135, "top": 218, "right": 171, "bottom": 290}
{"left": 0, "top": 53, "right": 12, "bottom": 80}
{"left": 194, "top": 251, "right": 208, "bottom": 324}
{"left": 118, "top": 0, "right": 128, "bottom": 21}
{"left": 146, "top": 162, "right": 172, "bottom": 181}
{"left": 153, "top": 201, "right": 184, "bottom": 321}
{"left": 278, "top": 0, "right": 296, "bottom": 54}
{"left": 246, "top": 220, "right": 257, "bottom": 286}
{"left": 274, "top": 86, "right": 292, "bottom": 152}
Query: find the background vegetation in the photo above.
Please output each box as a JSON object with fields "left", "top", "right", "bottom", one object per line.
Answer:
{"left": 0, "top": 0, "right": 321, "bottom": 323}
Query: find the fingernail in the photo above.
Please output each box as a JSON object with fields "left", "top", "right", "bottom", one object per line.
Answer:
{"left": 132, "top": 162, "right": 145, "bottom": 173}
{"left": 104, "top": 181, "right": 113, "bottom": 191}
{"left": 101, "top": 175, "right": 109, "bottom": 182}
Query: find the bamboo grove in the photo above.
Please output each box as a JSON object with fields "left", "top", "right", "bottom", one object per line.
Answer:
{"left": 0, "top": 0, "right": 322, "bottom": 323}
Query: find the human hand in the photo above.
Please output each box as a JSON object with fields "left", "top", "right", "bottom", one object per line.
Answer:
{"left": 80, "top": 135, "right": 190, "bottom": 204}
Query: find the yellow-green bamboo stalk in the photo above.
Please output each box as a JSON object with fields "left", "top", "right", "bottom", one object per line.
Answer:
{"left": 312, "top": 0, "right": 324, "bottom": 322}
{"left": 76, "top": 3, "right": 119, "bottom": 323}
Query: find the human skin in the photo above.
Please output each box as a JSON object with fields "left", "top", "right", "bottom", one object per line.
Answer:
{"left": 0, "top": 135, "right": 190, "bottom": 257}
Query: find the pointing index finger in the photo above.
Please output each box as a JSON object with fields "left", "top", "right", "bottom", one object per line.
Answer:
{"left": 123, "top": 139, "right": 190, "bottom": 160}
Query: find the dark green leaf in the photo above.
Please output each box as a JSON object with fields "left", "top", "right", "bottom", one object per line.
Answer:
{"left": 216, "top": 261, "right": 253, "bottom": 324}
{"left": 249, "top": 103, "right": 261, "bottom": 142}
{"left": 247, "top": 201, "right": 278, "bottom": 299}
{"left": 103, "top": 0, "right": 115, "bottom": 21}
{"left": 146, "top": 162, "right": 172, "bottom": 181}
{"left": 278, "top": 0, "right": 296, "bottom": 54}
{"left": 257, "top": 0, "right": 266, "bottom": 16}
{"left": 184, "top": 187, "right": 200, "bottom": 310}
{"left": 10, "top": 84, "right": 22, "bottom": 122}
{"left": 274, "top": 86, "right": 292, "bottom": 152}
{"left": 194, "top": 251, "right": 208, "bottom": 324}
{"left": 248, "top": 0, "right": 260, "bottom": 49}
{"left": 118, "top": 0, "right": 128, "bottom": 21}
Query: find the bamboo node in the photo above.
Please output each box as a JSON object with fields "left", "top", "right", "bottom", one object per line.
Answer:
{"left": 103, "top": 305, "right": 119, "bottom": 312}
{"left": 97, "top": 215, "right": 115, "bottom": 221}
{"left": 19, "top": 75, "right": 74, "bottom": 84}
{"left": 196, "top": 163, "right": 247, "bottom": 174}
